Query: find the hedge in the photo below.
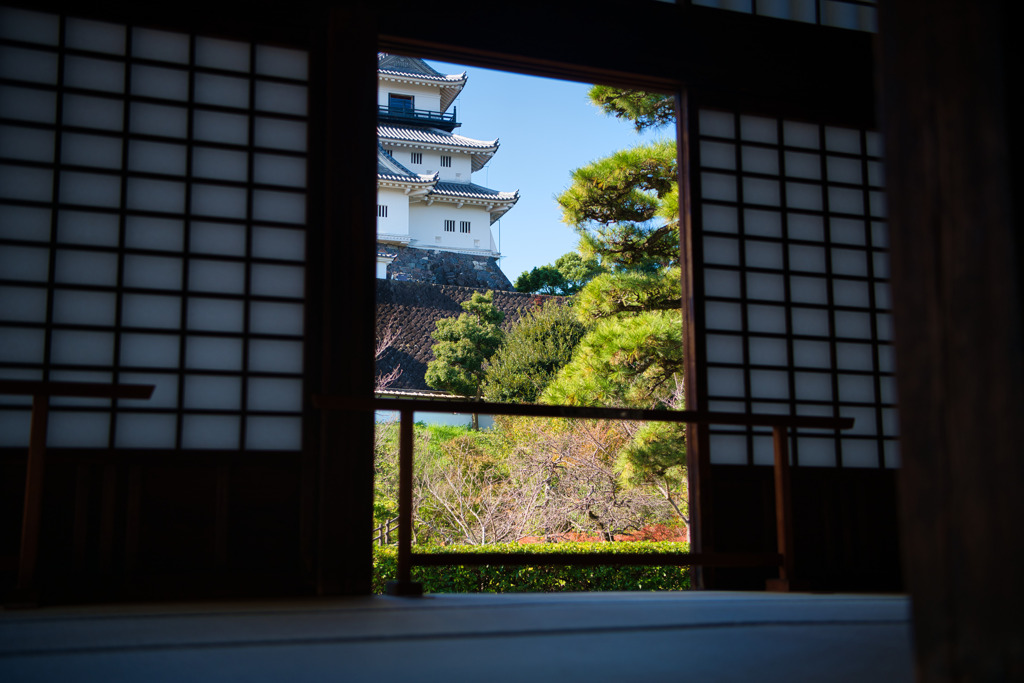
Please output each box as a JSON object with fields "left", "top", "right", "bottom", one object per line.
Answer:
{"left": 372, "top": 542, "right": 691, "bottom": 593}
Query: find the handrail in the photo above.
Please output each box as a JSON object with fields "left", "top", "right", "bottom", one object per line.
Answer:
{"left": 314, "top": 395, "right": 854, "bottom": 596}
{"left": 0, "top": 380, "right": 154, "bottom": 602}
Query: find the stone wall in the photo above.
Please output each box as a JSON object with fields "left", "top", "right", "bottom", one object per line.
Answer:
{"left": 382, "top": 243, "right": 513, "bottom": 291}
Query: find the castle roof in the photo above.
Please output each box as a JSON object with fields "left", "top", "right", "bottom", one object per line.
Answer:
{"left": 377, "top": 53, "right": 466, "bottom": 112}
{"left": 378, "top": 125, "right": 498, "bottom": 172}
{"left": 376, "top": 143, "right": 436, "bottom": 185}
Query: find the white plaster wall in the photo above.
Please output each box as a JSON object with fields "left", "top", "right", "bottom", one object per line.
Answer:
{"left": 420, "top": 151, "right": 474, "bottom": 182}
{"left": 378, "top": 81, "right": 442, "bottom": 113}
{"left": 376, "top": 187, "right": 410, "bottom": 240}
{"left": 409, "top": 202, "right": 494, "bottom": 252}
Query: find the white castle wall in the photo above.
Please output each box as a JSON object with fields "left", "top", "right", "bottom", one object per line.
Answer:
{"left": 377, "top": 81, "right": 442, "bottom": 112}
{"left": 409, "top": 202, "right": 494, "bottom": 252}
{"left": 376, "top": 186, "right": 411, "bottom": 242}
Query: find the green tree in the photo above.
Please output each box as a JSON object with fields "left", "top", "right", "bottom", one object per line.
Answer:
{"left": 514, "top": 264, "right": 565, "bottom": 295}
{"left": 587, "top": 86, "right": 675, "bottom": 133}
{"left": 425, "top": 291, "right": 504, "bottom": 427}
{"left": 483, "top": 301, "right": 586, "bottom": 404}
{"left": 514, "top": 252, "right": 604, "bottom": 295}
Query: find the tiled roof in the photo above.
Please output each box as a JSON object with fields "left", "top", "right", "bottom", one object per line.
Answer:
{"left": 431, "top": 182, "right": 518, "bottom": 202}
{"left": 376, "top": 280, "right": 564, "bottom": 392}
{"left": 378, "top": 54, "right": 466, "bottom": 83}
{"left": 377, "top": 144, "right": 436, "bottom": 183}
{"left": 378, "top": 126, "right": 497, "bottom": 150}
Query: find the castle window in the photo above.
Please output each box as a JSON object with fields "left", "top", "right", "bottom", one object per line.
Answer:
{"left": 377, "top": 204, "right": 387, "bottom": 218}
{"left": 411, "top": 152, "right": 422, "bottom": 164}
{"left": 444, "top": 219, "right": 455, "bottom": 232}
{"left": 460, "top": 221, "right": 471, "bottom": 233}
{"left": 440, "top": 155, "right": 452, "bottom": 168}
{"left": 388, "top": 93, "right": 413, "bottom": 111}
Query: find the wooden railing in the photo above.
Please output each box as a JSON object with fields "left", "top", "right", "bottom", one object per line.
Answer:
{"left": 373, "top": 517, "right": 399, "bottom": 546}
{"left": 0, "top": 380, "right": 154, "bottom": 602}
{"left": 314, "top": 396, "right": 854, "bottom": 596}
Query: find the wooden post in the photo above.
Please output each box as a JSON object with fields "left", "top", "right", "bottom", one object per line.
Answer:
{"left": 766, "top": 425, "right": 794, "bottom": 592}
{"left": 16, "top": 393, "right": 50, "bottom": 597}
{"left": 386, "top": 408, "right": 422, "bottom": 595}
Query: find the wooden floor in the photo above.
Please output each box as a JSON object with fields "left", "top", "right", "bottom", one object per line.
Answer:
{"left": 0, "top": 592, "right": 913, "bottom": 682}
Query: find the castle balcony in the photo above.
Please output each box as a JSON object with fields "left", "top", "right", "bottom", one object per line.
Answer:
{"left": 378, "top": 104, "right": 459, "bottom": 132}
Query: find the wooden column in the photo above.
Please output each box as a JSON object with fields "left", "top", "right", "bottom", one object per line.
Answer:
{"left": 879, "top": 2, "right": 1024, "bottom": 680}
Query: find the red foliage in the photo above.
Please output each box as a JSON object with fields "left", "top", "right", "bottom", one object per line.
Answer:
{"left": 517, "top": 524, "right": 686, "bottom": 544}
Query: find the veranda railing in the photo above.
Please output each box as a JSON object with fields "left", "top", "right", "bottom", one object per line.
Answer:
{"left": 314, "top": 396, "right": 854, "bottom": 596}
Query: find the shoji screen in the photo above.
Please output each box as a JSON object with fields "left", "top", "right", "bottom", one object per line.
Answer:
{"left": 0, "top": 8, "right": 309, "bottom": 452}
{"left": 688, "top": 0, "right": 878, "bottom": 32}
{"left": 695, "top": 109, "right": 897, "bottom": 470}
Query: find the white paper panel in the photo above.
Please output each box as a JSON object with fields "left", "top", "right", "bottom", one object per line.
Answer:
{"left": 0, "top": 205, "right": 51, "bottom": 242}
{"left": 785, "top": 181, "right": 823, "bottom": 210}
{"left": 48, "top": 370, "right": 113, "bottom": 406}
{"left": 63, "top": 94, "right": 123, "bottom": 130}
{"left": 709, "top": 400, "right": 746, "bottom": 413}
{"left": 191, "top": 184, "right": 247, "bottom": 219}
{"left": 252, "top": 227, "right": 304, "bottom": 261}
{"left": 704, "top": 301, "right": 743, "bottom": 331}
{"left": 746, "top": 272, "right": 785, "bottom": 301}
{"left": 120, "top": 333, "right": 180, "bottom": 368}
{"left": 828, "top": 186, "right": 864, "bottom": 215}
{"left": 751, "top": 432, "right": 778, "bottom": 466}
{"left": 55, "top": 249, "right": 117, "bottom": 285}
{"left": 60, "top": 170, "right": 120, "bottom": 207}
{"left": 706, "top": 334, "right": 743, "bottom": 364}
{"left": 128, "top": 140, "right": 186, "bottom": 175}
{"left": 123, "top": 254, "right": 181, "bottom": 290}
{"left": 877, "top": 344, "right": 895, "bottom": 373}
{"left": 50, "top": 330, "right": 114, "bottom": 366}
{"left": 867, "top": 160, "right": 885, "bottom": 187}
{"left": 254, "top": 153, "right": 306, "bottom": 187}
{"left": 748, "top": 336, "right": 788, "bottom": 366}
{"left": 132, "top": 27, "right": 189, "bottom": 63}
{"left": 246, "top": 416, "right": 301, "bottom": 450}
{"left": 184, "top": 375, "right": 241, "bottom": 409}
{"left": 0, "top": 86, "right": 56, "bottom": 123}
{"left": 709, "top": 433, "right": 748, "bottom": 465}
{"left": 876, "top": 313, "right": 893, "bottom": 341}
{"left": 254, "top": 117, "right": 306, "bottom": 151}
{"left": 790, "top": 307, "right": 830, "bottom": 336}
{"left": 708, "top": 367, "right": 745, "bottom": 396}
{"left": 251, "top": 264, "right": 304, "bottom": 298}
{"left": 792, "top": 339, "right": 831, "bottom": 368}
{"left": 247, "top": 377, "right": 302, "bottom": 411}
{"left": 190, "top": 222, "right": 246, "bottom": 255}
{"left": 825, "top": 126, "right": 861, "bottom": 154}
{"left": 783, "top": 150, "right": 820, "bottom": 179}
{"left": 195, "top": 73, "right": 250, "bottom": 109}
{"left": 185, "top": 336, "right": 242, "bottom": 370}
{"left": 64, "top": 56, "right": 124, "bottom": 93}
{"left": 743, "top": 177, "right": 781, "bottom": 206}
{"left": 189, "top": 259, "right": 246, "bottom": 294}
{"left": 795, "top": 436, "right": 836, "bottom": 467}
{"left": 127, "top": 178, "right": 186, "bottom": 213}
{"left": 704, "top": 268, "right": 741, "bottom": 298}
{"left": 829, "top": 217, "right": 866, "bottom": 245}
{"left": 0, "top": 410, "right": 31, "bottom": 446}
{"left": 750, "top": 369, "right": 788, "bottom": 398}
{"left": 701, "top": 204, "right": 738, "bottom": 233}
{"left": 117, "top": 372, "right": 179, "bottom": 408}
{"left": 744, "top": 240, "right": 783, "bottom": 269}
{"left": 193, "top": 111, "right": 249, "bottom": 145}
{"left": 0, "top": 328, "right": 45, "bottom": 363}
{"left": 746, "top": 303, "right": 786, "bottom": 333}
{"left": 839, "top": 438, "right": 878, "bottom": 468}
{"left": 844, "top": 406, "right": 877, "bottom": 435}
{"left": 52, "top": 289, "right": 116, "bottom": 326}
{"left": 0, "top": 245, "right": 50, "bottom": 282}
{"left": 838, "top": 374, "right": 875, "bottom": 403}
{"left": 195, "top": 37, "right": 249, "bottom": 71}
{"left": 741, "top": 146, "right": 778, "bottom": 174}
{"left": 700, "top": 140, "right": 735, "bottom": 170}
{"left": 699, "top": 109, "right": 734, "bottom": 137}
{"left": 873, "top": 251, "right": 890, "bottom": 278}
{"left": 0, "top": 286, "right": 47, "bottom": 322}
{"left": 826, "top": 155, "right": 862, "bottom": 184}
{"left": 1, "top": 165, "right": 52, "bottom": 201}
{"left": 0, "top": 7, "right": 59, "bottom": 44}
{"left": 255, "top": 45, "right": 308, "bottom": 79}
{"left": 783, "top": 120, "right": 819, "bottom": 148}
{"left": 255, "top": 82, "right": 307, "bottom": 116}
{"left": 834, "top": 310, "right": 872, "bottom": 339}
{"left": 114, "top": 413, "right": 177, "bottom": 448}
{"left": 130, "top": 103, "right": 187, "bottom": 138}
{"left": 789, "top": 275, "right": 827, "bottom": 304}
{"left": 829, "top": 248, "right": 867, "bottom": 276}
{"left": 881, "top": 408, "right": 899, "bottom": 436}
{"left": 787, "top": 213, "right": 824, "bottom": 241}
{"left": 193, "top": 147, "right": 249, "bottom": 181}
{"left": 0, "top": 125, "right": 54, "bottom": 162}
{"left": 0, "top": 46, "right": 57, "bottom": 84}
{"left": 740, "top": 115, "right": 776, "bottom": 143}
{"left": 700, "top": 172, "right": 737, "bottom": 202}
{"left": 61, "top": 132, "right": 122, "bottom": 170}
{"left": 248, "top": 339, "right": 303, "bottom": 373}
{"left": 835, "top": 341, "right": 874, "bottom": 371}
{"left": 181, "top": 415, "right": 239, "bottom": 449}
{"left": 187, "top": 298, "right": 244, "bottom": 332}
{"left": 879, "top": 375, "right": 897, "bottom": 404}
{"left": 47, "top": 411, "right": 109, "bottom": 447}
{"left": 249, "top": 301, "right": 303, "bottom": 335}
{"left": 130, "top": 64, "right": 190, "bottom": 101}
{"left": 122, "top": 293, "right": 181, "bottom": 329}
{"left": 125, "top": 216, "right": 184, "bottom": 252}
{"left": 65, "top": 17, "right": 125, "bottom": 54}
{"left": 252, "top": 190, "right": 305, "bottom": 223}
{"left": 743, "top": 209, "right": 782, "bottom": 237}
{"left": 832, "top": 279, "right": 870, "bottom": 308}
{"left": 703, "top": 236, "right": 740, "bottom": 266}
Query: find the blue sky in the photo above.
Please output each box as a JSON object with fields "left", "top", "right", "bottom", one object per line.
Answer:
{"left": 425, "top": 59, "right": 671, "bottom": 284}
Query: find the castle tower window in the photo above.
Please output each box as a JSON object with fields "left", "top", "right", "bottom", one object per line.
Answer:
{"left": 444, "top": 219, "right": 455, "bottom": 232}
{"left": 377, "top": 204, "right": 387, "bottom": 218}
{"left": 460, "top": 221, "right": 471, "bottom": 234}
{"left": 440, "top": 155, "right": 452, "bottom": 168}
{"left": 388, "top": 93, "right": 413, "bottom": 112}
{"left": 410, "top": 152, "right": 422, "bottom": 164}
